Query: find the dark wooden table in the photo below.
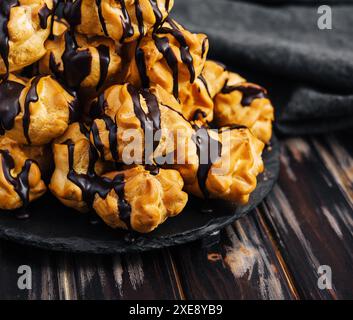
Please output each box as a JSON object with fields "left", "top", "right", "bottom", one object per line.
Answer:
{"left": 0, "top": 131, "right": 352, "bottom": 300}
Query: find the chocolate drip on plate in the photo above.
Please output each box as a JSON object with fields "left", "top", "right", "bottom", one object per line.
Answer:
{"left": 0, "top": 150, "right": 34, "bottom": 207}
{"left": 0, "top": 80, "right": 24, "bottom": 135}
{"left": 96, "top": 44, "right": 110, "bottom": 91}
{"left": 192, "top": 126, "right": 222, "bottom": 198}
{"left": 0, "top": 0, "right": 19, "bottom": 78}
{"left": 23, "top": 76, "right": 44, "bottom": 144}
{"left": 222, "top": 84, "right": 268, "bottom": 106}
{"left": 39, "top": 3, "right": 51, "bottom": 29}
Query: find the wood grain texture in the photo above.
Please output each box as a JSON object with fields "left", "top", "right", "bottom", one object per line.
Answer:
{"left": 262, "top": 136, "right": 353, "bottom": 299}
{"left": 171, "top": 210, "right": 297, "bottom": 300}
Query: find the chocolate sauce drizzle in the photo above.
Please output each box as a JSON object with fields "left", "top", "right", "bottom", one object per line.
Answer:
{"left": 95, "top": 0, "right": 108, "bottom": 36}
{"left": 62, "top": 32, "right": 92, "bottom": 88}
{"left": 90, "top": 94, "right": 119, "bottom": 161}
{"left": 96, "top": 44, "right": 110, "bottom": 91}
{"left": 0, "top": 80, "right": 24, "bottom": 135}
{"left": 0, "top": 0, "right": 19, "bottom": 78}
{"left": 198, "top": 74, "right": 211, "bottom": 98}
{"left": 137, "top": 17, "right": 195, "bottom": 100}
{"left": 39, "top": 3, "right": 51, "bottom": 29}
{"left": 66, "top": 140, "right": 131, "bottom": 227}
{"left": 222, "top": 83, "right": 268, "bottom": 106}
{"left": 0, "top": 149, "right": 34, "bottom": 207}
{"left": 192, "top": 126, "right": 222, "bottom": 198}
{"left": 117, "top": 0, "right": 134, "bottom": 43}
{"left": 23, "top": 76, "right": 43, "bottom": 144}
{"left": 127, "top": 85, "right": 161, "bottom": 162}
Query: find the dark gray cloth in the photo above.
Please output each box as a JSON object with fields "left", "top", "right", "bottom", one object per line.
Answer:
{"left": 171, "top": 0, "right": 353, "bottom": 134}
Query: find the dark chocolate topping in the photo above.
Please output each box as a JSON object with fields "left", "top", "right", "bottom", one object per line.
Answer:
{"left": 23, "top": 76, "right": 44, "bottom": 144}
{"left": 127, "top": 85, "right": 161, "bottom": 162}
{"left": 192, "top": 125, "right": 222, "bottom": 198}
{"left": 39, "top": 3, "right": 51, "bottom": 29}
{"left": 62, "top": 32, "right": 92, "bottom": 88}
{"left": 66, "top": 141, "right": 131, "bottom": 227}
{"left": 222, "top": 83, "right": 268, "bottom": 106}
{"left": 0, "top": 80, "right": 24, "bottom": 135}
{"left": 0, "top": 0, "right": 19, "bottom": 78}
{"left": 96, "top": 44, "right": 110, "bottom": 91}
{"left": 0, "top": 149, "right": 34, "bottom": 207}
{"left": 95, "top": 0, "right": 108, "bottom": 36}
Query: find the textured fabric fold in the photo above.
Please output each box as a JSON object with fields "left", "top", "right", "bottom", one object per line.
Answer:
{"left": 172, "top": 0, "right": 353, "bottom": 134}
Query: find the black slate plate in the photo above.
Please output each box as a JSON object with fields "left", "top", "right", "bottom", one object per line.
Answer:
{"left": 0, "top": 136, "right": 279, "bottom": 254}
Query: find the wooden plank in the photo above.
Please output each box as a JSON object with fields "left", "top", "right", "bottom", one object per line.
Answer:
{"left": 171, "top": 210, "right": 297, "bottom": 300}
{"left": 262, "top": 137, "right": 353, "bottom": 299}
{"left": 0, "top": 240, "right": 60, "bottom": 300}
{"left": 0, "top": 240, "right": 184, "bottom": 300}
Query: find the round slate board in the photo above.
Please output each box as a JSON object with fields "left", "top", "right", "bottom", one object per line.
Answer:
{"left": 0, "top": 137, "right": 280, "bottom": 254}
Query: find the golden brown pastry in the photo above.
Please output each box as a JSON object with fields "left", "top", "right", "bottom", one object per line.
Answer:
{"left": 0, "top": 136, "right": 47, "bottom": 210}
{"left": 50, "top": 122, "right": 187, "bottom": 232}
{"left": 0, "top": 74, "right": 77, "bottom": 145}
{"left": 39, "top": 31, "right": 122, "bottom": 90}
{"left": 0, "top": 0, "right": 53, "bottom": 76}
{"left": 88, "top": 83, "right": 265, "bottom": 203}
{"left": 49, "top": 122, "right": 109, "bottom": 212}
{"left": 93, "top": 166, "right": 188, "bottom": 233}
{"left": 62, "top": 0, "right": 174, "bottom": 43}
{"left": 125, "top": 18, "right": 209, "bottom": 99}
{"left": 214, "top": 72, "right": 274, "bottom": 144}
{"left": 178, "top": 61, "right": 228, "bottom": 124}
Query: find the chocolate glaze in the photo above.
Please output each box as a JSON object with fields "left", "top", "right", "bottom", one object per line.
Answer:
{"left": 0, "top": 80, "right": 24, "bottom": 135}
{"left": 0, "top": 0, "right": 19, "bottom": 78}
{"left": 201, "top": 37, "right": 208, "bottom": 59}
{"left": 192, "top": 109, "right": 207, "bottom": 122}
{"left": 90, "top": 95, "right": 119, "bottom": 161}
{"left": 117, "top": 0, "right": 134, "bottom": 43}
{"left": 159, "top": 18, "right": 195, "bottom": 82}
{"left": 66, "top": 140, "right": 131, "bottom": 227}
{"left": 152, "top": 34, "right": 179, "bottom": 99}
{"left": 192, "top": 125, "right": 222, "bottom": 198}
{"left": 222, "top": 83, "right": 268, "bottom": 106}
{"left": 23, "top": 76, "right": 44, "bottom": 144}
{"left": 135, "top": 47, "right": 150, "bottom": 89}
{"left": 0, "top": 149, "right": 34, "bottom": 207}
{"left": 96, "top": 44, "right": 110, "bottom": 91}
{"left": 62, "top": 32, "right": 92, "bottom": 88}
{"left": 96, "top": 0, "right": 108, "bottom": 36}
{"left": 127, "top": 85, "right": 161, "bottom": 162}
{"left": 150, "top": 0, "right": 163, "bottom": 30}
{"left": 198, "top": 74, "right": 211, "bottom": 98}
{"left": 39, "top": 3, "right": 51, "bottom": 29}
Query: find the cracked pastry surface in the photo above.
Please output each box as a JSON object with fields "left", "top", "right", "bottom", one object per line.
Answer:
{"left": 0, "top": 136, "right": 47, "bottom": 210}
{"left": 0, "top": 74, "right": 77, "bottom": 145}
{"left": 214, "top": 71, "right": 274, "bottom": 144}
{"left": 0, "top": 0, "right": 53, "bottom": 76}
{"left": 88, "top": 83, "right": 265, "bottom": 203}
{"left": 39, "top": 31, "right": 122, "bottom": 90}
{"left": 50, "top": 122, "right": 187, "bottom": 232}
{"left": 125, "top": 18, "right": 209, "bottom": 99}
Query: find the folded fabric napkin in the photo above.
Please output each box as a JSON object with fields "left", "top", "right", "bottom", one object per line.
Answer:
{"left": 172, "top": 0, "right": 353, "bottom": 134}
